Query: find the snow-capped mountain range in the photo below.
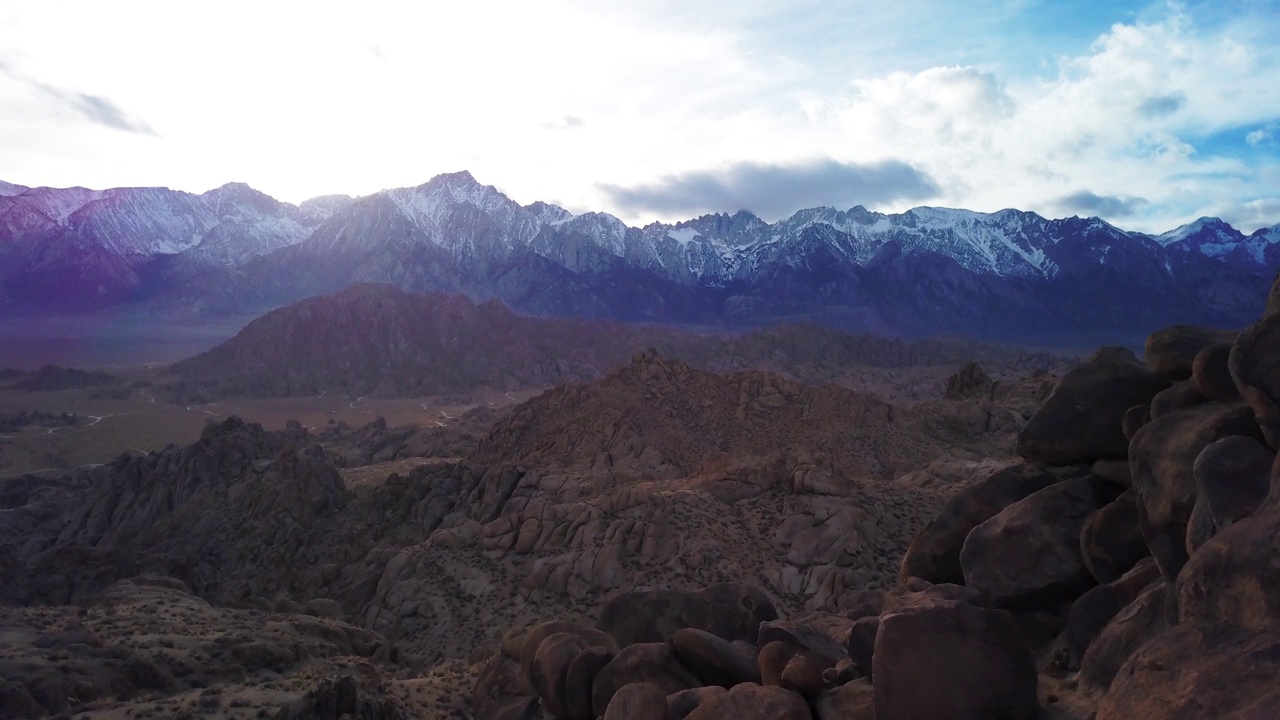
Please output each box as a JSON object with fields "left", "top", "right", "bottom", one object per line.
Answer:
{"left": 1, "top": 171, "right": 1276, "bottom": 339}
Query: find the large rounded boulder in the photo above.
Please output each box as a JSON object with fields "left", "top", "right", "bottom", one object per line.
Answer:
{"left": 960, "top": 474, "right": 1123, "bottom": 609}
{"left": 1017, "top": 348, "right": 1171, "bottom": 466}
{"left": 1229, "top": 291, "right": 1280, "bottom": 450}
{"left": 1144, "top": 325, "right": 1237, "bottom": 380}
{"left": 899, "top": 463, "right": 1062, "bottom": 585}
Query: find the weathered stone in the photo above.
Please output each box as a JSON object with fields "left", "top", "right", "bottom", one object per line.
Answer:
{"left": 1018, "top": 348, "right": 1171, "bottom": 466}
{"left": 1192, "top": 343, "right": 1238, "bottom": 401}
{"left": 756, "top": 620, "right": 847, "bottom": 672}
{"left": 683, "top": 683, "right": 811, "bottom": 720}
{"left": 1129, "top": 401, "right": 1261, "bottom": 580}
{"left": 1065, "top": 558, "right": 1161, "bottom": 670}
{"left": 591, "top": 643, "right": 700, "bottom": 718}
{"left": 778, "top": 654, "right": 823, "bottom": 698}
{"left": 1079, "top": 581, "right": 1168, "bottom": 695}
{"left": 1079, "top": 489, "right": 1149, "bottom": 585}
{"left": 597, "top": 584, "right": 776, "bottom": 648}
{"left": 1121, "top": 405, "right": 1151, "bottom": 442}
{"left": 1186, "top": 435, "right": 1274, "bottom": 553}
{"left": 961, "top": 475, "right": 1122, "bottom": 609}
{"left": 873, "top": 588, "right": 1037, "bottom": 720}
{"left": 899, "top": 463, "right": 1061, "bottom": 585}
{"left": 530, "top": 633, "right": 592, "bottom": 718}
{"left": 844, "top": 615, "right": 879, "bottom": 679}
{"left": 671, "top": 628, "right": 760, "bottom": 689}
{"left": 563, "top": 647, "right": 613, "bottom": 720}
{"left": 1145, "top": 325, "right": 1237, "bottom": 380}
{"left": 757, "top": 641, "right": 792, "bottom": 688}
{"left": 814, "top": 679, "right": 875, "bottom": 720}
{"left": 1229, "top": 302, "right": 1280, "bottom": 449}
{"left": 519, "top": 621, "right": 618, "bottom": 692}
{"left": 1179, "top": 505, "right": 1280, "bottom": 632}
{"left": 666, "top": 687, "right": 726, "bottom": 720}
{"left": 1149, "top": 378, "right": 1207, "bottom": 419}
{"left": 602, "top": 682, "right": 667, "bottom": 720}
{"left": 1096, "top": 623, "right": 1280, "bottom": 720}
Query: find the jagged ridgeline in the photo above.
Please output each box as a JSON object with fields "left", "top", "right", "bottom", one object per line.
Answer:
{"left": 2, "top": 172, "right": 1276, "bottom": 339}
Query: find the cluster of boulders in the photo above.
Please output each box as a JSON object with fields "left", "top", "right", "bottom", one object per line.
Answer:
{"left": 476, "top": 272, "right": 1280, "bottom": 719}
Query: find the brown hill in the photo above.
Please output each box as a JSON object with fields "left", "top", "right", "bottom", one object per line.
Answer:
{"left": 168, "top": 283, "right": 1068, "bottom": 401}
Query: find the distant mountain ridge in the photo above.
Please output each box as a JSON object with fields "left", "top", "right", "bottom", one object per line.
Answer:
{"left": 2, "top": 172, "right": 1276, "bottom": 339}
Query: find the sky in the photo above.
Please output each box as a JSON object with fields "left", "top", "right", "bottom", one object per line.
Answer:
{"left": 1, "top": 0, "right": 1278, "bottom": 233}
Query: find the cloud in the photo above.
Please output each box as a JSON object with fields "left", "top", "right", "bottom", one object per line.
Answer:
{"left": 1247, "top": 128, "right": 1272, "bottom": 146}
{"left": 43, "top": 88, "right": 158, "bottom": 135}
{"left": 1136, "top": 93, "right": 1185, "bottom": 118}
{"left": 540, "top": 115, "right": 585, "bottom": 131}
{"left": 1055, "top": 190, "right": 1149, "bottom": 218}
{"left": 598, "top": 159, "right": 939, "bottom": 219}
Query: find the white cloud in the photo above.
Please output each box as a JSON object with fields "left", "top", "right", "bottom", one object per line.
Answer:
{"left": 1248, "top": 129, "right": 1273, "bottom": 146}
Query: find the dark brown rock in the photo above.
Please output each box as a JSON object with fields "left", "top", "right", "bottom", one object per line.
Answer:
{"left": 1017, "top": 348, "right": 1171, "bottom": 466}
{"left": 814, "top": 678, "right": 875, "bottom": 720}
{"left": 602, "top": 682, "right": 667, "bottom": 720}
{"left": 778, "top": 654, "right": 823, "bottom": 698}
{"left": 1178, "top": 505, "right": 1280, "bottom": 632}
{"left": 756, "top": 620, "right": 848, "bottom": 672}
{"left": 873, "top": 588, "right": 1037, "bottom": 720}
{"left": 821, "top": 659, "right": 861, "bottom": 687}
{"left": 591, "top": 643, "right": 700, "bottom": 718}
{"left": 1229, "top": 306, "right": 1280, "bottom": 450}
{"left": 1129, "top": 401, "right": 1262, "bottom": 580}
{"left": 1121, "top": 405, "right": 1151, "bottom": 442}
{"left": 844, "top": 615, "right": 879, "bottom": 679}
{"left": 1186, "top": 435, "right": 1274, "bottom": 553}
{"left": 597, "top": 584, "right": 776, "bottom": 648}
{"left": 961, "top": 475, "right": 1122, "bottom": 609}
{"left": 757, "top": 641, "right": 792, "bottom": 688}
{"left": 519, "top": 621, "right": 617, "bottom": 694}
{"left": 473, "top": 651, "right": 533, "bottom": 720}
{"left": 666, "top": 687, "right": 726, "bottom": 720}
{"left": 1065, "top": 558, "right": 1160, "bottom": 670}
{"left": 530, "top": 633, "right": 592, "bottom": 718}
{"left": 683, "top": 683, "right": 811, "bottom": 720}
{"left": 1192, "top": 343, "right": 1238, "bottom": 401}
{"left": 1096, "top": 623, "right": 1280, "bottom": 720}
{"left": 564, "top": 647, "right": 613, "bottom": 720}
{"left": 1144, "top": 325, "right": 1237, "bottom": 380}
{"left": 1091, "top": 459, "right": 1132, "bottom": 488}
{"left": 1079, "top": 489, "right": 1149, "bottom": 585}
{"left": 671, "top": 628, "right": 760, "bottom": 688}
{"left": 1079, "top": 581, "right": 1168, "bottom": 695}
{"left": 1149, "top": 378, "right": 1207, "bottom": 419}
{"left": 899, "top": 463, "right": 1061, "bottom": 585}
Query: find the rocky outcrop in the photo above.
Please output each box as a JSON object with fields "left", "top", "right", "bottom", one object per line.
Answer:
{"left": 1017, "top": 348, "right": 1171, "bottom": 466}
{"left": 1143, "top": 325, "right": 1237, "bottom": 380}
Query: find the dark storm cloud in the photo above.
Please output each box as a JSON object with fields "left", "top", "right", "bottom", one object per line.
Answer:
{"left": 1137, "top": 93, "right": 1185, "bottom": 118}
{"left": 599, "top": 159, "right": 939, "bottom": 219}
{"left": 1057, "top": 190, "right": 1149, "bottom": 218}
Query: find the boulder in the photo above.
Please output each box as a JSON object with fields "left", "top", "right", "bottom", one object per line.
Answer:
{"left": 591, "top": 643, "right": 700, "bottom": 718}
{"left": 1091, "top": 459, "right": 1132, "bottom": 488}
{"left": 530, "top": 633, "right": 592, "bottom": 719}
{"left": 597, "top": 584, "right": 776, "bottom": 647}
{"left": 683, "top": 684, "right": 811, "bottom": 720}
{"left": 1144, "top": 325, "right": 1237, "bottom": 380}
{"left": 602, "top": 682, "right": 667, "bottom": 720}
{"left": 1017, "top": 348, "right": 1171, "bottom": 466}
{"left": 1192, "top": 343, "right": 1238, "bottom": 401}
{"left": 671, "top": 628, "right": 760, "bottom": 688}
{"left": 1079, "top": 489, "right": 1149, "bottom": 585}
{"left": 1065, "top": 558, "right": 1161, "bottom": 670}
{"left": 667, "top": 687, "right": 726, "bottom": 720}
{"left": 873, "top": 588, "right": 1038, "bottom": 720}
{"left": 961, "top": 475, "right": 1122, "bottom": 609}
{"left": 778, "top": 654, "right": 824, "bottom": 698}
{"left": 1186, "top": 435, "right": 1274, "bottom": 553}
{"left": 758, "top": 641, "right": 792, "bottom": 688}
{"left": 1096, "top": 623, "right": 1280, "bottom": 720}
{"left": 1121, "top": 405, "right": 1151, "bottom": 442}
{"left": 563, "top": 647, "right": 613, "bottom": 720}
{"left": 899, "top": 463, "right": 1061, "bottom": 585}
{"left": 519, "top": 621, "right": 617, "bottom": 690}
{"left": 815, "top": 678, "right": 876, "bottom": 720}
{"left": 844, "top": 615, "right": 879, "bottom": 678}
{"left": 1229, "top": 302, "right": 1280, "bottom": 449}
{"left": 1079, "top": 581, "right": 1168, "bottom": 695}
{"left": 756, "top": 620, "right": 848, "bottom": 672}
{"left": 1128, "top": 401, "right": 1262, "bottom": 581}
{"left": 1148, "top": 379, "right": 1206, "bottom": 419}
{"left": 1178, "top": 505, "right": 1280, "bottom": 632}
